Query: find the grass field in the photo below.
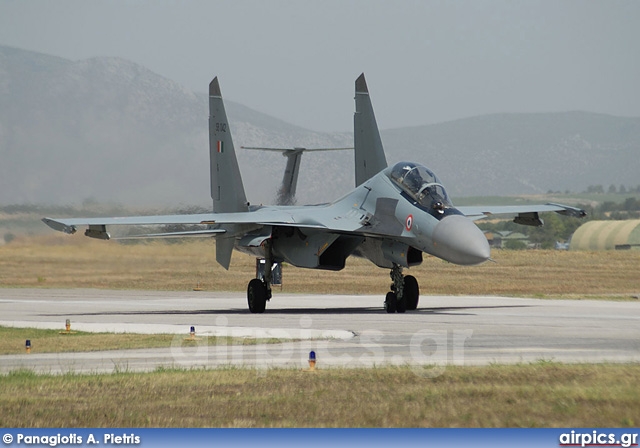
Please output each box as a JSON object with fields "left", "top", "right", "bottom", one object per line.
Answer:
{"left": 1, "top": 237, "right": 639, "bottom": 428}
{"left": 0, "top": 364, "right": 638, "bottom": 427}
{"left": 0, "top": 327, "right": 284, "bottom": 355}
{"left": 1, "top": 235, "right": 638, "bottom": 299}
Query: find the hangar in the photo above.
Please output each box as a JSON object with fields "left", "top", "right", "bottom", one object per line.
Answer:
{"left": 570, "top": 219, "right": 640, "bottom": 250}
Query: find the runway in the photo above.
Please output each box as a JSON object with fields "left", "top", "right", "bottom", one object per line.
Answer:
{"left": 1, "top": 288, "right": 639, "bottom": 374}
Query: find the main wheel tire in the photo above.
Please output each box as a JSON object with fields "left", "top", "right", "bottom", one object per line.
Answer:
{"left": 247, "top": 278, "right": 267, "bottom": 313}
{"left": 404, "top": 275, "right": 420, "bottom": 310}
{"left": 384, "top": 292, "right": 397, "bottom": 313}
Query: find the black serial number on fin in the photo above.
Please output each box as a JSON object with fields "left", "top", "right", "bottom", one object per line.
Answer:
{"left": 215, "top": 123, "right": 227, "bottom": 132}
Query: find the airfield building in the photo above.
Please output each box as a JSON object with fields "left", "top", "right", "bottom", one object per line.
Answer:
{"left": 569, "top": 219, "right": 640, "bottom": 251}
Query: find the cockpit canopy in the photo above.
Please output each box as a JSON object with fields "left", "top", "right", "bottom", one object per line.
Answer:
{"left": 387, "top": 162, "right": 453, "bottom": 211}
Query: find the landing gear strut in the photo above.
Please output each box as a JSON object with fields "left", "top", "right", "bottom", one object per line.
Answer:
{"left": 384, "top": 263, "right": 419, "bottom": 313}
{"left": 247, "top": 240, "right": 273, "bottom": 313}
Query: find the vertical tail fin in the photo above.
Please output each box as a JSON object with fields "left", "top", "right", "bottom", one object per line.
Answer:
{"left": 209, "top": 77, "right": 248, "bottom": 213}
{"left": 354, "top": 73, "right": 387, "bottom": 187}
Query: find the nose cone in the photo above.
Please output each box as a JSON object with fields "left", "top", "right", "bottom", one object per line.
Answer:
{"left": 431, "top": 215, "right": 490, "bottom": 265}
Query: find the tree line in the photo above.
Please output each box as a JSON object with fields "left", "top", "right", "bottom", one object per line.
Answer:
{"left": 584, "top": 184, "right": 640, "bottom": 194}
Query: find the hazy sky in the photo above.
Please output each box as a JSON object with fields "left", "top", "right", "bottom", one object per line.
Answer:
{"left": 1, "top": 0, "right": 639, "bottom": 132}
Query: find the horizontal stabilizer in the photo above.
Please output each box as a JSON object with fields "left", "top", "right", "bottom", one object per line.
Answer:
{"left": 242, "top": 147, "right": 353, "bottom": 152}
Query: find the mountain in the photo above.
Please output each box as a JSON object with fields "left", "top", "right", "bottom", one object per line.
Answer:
{"left": 1, "top": 45, "right": 639, "bottom": 207}
{"left": 384, "top": 112, "right": 640, "bottom": 198}
{"left": 0, "top": 45, "right": 352, "bottom": 207}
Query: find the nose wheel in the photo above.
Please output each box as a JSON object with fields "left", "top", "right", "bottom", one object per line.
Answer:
{"left": 384, "top": 291, "right": 398, "bottom": 313}
{"left": 385, "top": 264, "right": 419, "bottom": 313}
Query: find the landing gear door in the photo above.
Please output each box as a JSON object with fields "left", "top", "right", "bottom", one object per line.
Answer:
{"left": 256, "top": 259, "right": 282, "bottom": 286}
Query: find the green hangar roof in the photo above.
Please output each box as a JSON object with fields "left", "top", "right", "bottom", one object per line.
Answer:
{"left": 570, "top": 219, "right": 640, "bottom": 251}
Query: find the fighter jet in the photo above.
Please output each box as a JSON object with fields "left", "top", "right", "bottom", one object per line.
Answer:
{"left": 43, "top": 74, "right": 586, "bottom": 313}
{"left": 240, "top": 146, "right": 353, "bottom": 206}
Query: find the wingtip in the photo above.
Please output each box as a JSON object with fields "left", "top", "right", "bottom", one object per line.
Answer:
{"left": 355, "top": 73, "right": 368, "bottom": 94}
{"left": 209, "top": 77, "right": 221, "bottom": 96}
{"left": 42, "top": 217, "right": 76, "bottom": 235}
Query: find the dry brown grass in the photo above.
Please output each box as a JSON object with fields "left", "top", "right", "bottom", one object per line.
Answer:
{"left": 1, "top": 235, "right": 639, "bottom": 298}
{"left": 0, "top": 326, "right": 285, "bottom": 355}
{"left": 0, "top": 364, "right": 638, "bottom": 427}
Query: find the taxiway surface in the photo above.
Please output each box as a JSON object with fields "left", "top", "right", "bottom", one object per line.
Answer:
{"left": 0, "top": 288, "right": 638, "bottom": 374}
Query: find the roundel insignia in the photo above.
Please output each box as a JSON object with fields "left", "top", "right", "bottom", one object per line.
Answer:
{"left": 405, "top": 215, "right": 413, "bottom": 231}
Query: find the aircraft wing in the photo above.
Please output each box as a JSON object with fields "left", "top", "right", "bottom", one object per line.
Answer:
{"left": 44, "top": 200, "right": 586, "bottom": 240}
{"left": 43, "top": 214, "right": 219, "bottom": 236}
{"left": 42, "top": 207, "right": 331, "bottom": 239}
{"left": 457, "top": 202, "right": 586, "bottom": 224}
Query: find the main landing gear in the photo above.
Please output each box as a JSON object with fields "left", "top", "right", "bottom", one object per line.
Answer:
{"left": 246, "top": 244, "right": 420, "bottom": 314}
{"left": 384, "top": 263, "right": 419, "bottom": 313}
{"left": 247, "top": 278, "right": 269, "bottom": 313}
{"left": 247, "top": 241, "right": 273, "bottom": 313}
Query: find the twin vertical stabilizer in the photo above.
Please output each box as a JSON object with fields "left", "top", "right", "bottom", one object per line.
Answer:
{"left": 209, "top": 77, "right": 248, "bottom": 270}
{"left": 209, "top": 77, "right": 248, "bottom": 213}
{"left": 209, "top": 74, "right": 386, "bottom": 211}
{"left": 354, "top": 73, "right": 388, "bottom": 187}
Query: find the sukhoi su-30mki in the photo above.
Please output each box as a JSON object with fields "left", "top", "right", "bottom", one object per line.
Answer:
{"left": 44, "top": 74, "right": 586, "bottom": 313}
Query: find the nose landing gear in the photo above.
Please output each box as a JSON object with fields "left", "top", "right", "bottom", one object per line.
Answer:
{"left": 384, "top": 263, "right": 419, "bottom": 313}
